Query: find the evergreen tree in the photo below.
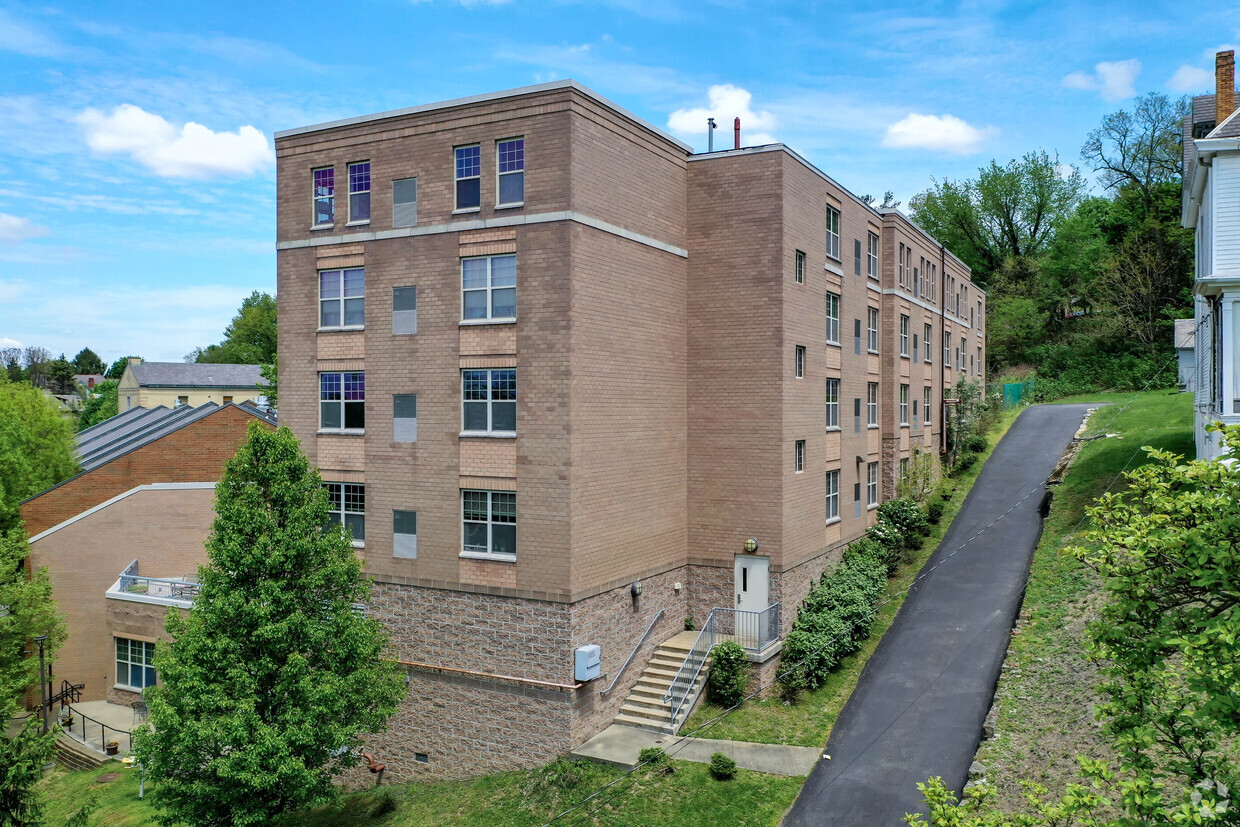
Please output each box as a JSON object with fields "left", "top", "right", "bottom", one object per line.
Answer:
{"left": 71, "top": 347, "right": 106, "bottom": 376}
{"left": 134, "top": 423, "right": 405, "bottom": 827}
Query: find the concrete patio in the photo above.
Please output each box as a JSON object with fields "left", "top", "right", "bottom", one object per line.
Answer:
{"left": 59, "top": 700, "right": 144, "bottom": 756}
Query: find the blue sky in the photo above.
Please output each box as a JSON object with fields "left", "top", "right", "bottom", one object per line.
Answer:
{"left": 0, "top": 0, "right": 1235, "bottom": 364}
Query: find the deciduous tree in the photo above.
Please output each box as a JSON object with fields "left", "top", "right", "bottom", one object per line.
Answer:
{"left": 77, "top": 380, "right": 118, "bottom": 431}
{"left": 1081, "top": 92, "right": 1187, "bottom": 207}
{"left": 0, "top": 382, "right": 78, "bottom": 532}
{"left": 191, "top": 291, "right": 277, "bottom": 366}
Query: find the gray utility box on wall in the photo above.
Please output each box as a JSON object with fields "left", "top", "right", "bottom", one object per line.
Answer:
{"left": 575, "top": 644, "right": 601, "bottom": 681}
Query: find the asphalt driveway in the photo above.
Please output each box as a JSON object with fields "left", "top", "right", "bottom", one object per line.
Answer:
{"left": 782, "top": 404, "right": 1096, "bottom": 826}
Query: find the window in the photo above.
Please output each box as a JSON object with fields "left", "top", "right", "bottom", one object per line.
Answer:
{"left": 899, "top": 314, "right": 909, "bottom": 357}
{"left": 223, "top": 396, "right": 233, "bottom": 403}
{"left": 867, "top": 232, "right": 879, "bottom": 279}
{"left": 394, "top": 394, "right": 417, "bottom": 442}
{"left": 970, "top": 354, "right": 975, "bottom": 374}
{"left": 959, "top": 347, "right": 966, "bottom": 371}
{"left": 853, "top": 397, "right": 861, "bottom": 433}
{"left": 313, "top": 167, "right": 334, "bottom": 226}
{"left": 826, "top": 293, "right": 840, "bottom": 344}
{"left": 825, "top": 378, "right": 839, "bottom": 429}
{"left": 826, "top": 207, "right": 840, "bottom": 260}
{"left": 176, "top": 395, "right": 188, "bottom": 406}
{"left": 462, "top": 369, "right": 516, "bottom": 434}
{"left": 867, "top": 461, "right": 878, "bottom": 506}
{"left": 867, "top": 307, "right": 879, "bottom": 352}
{"left": 854, "top": 239, "right": 862, "bottom": 275}
{"left": 898, "top": 243, "right": 905, "bottom": 286}
{"left": 795, "top": 345, "right": 806, "bottom": 379}
{"left": 320, "top": 372, "right": 365, "bottom": 431}
{"left": 393, "top": 177, "right": 418, "bottom": 227}
{"left": 978, "top": 300, "right": 983, "bottom": 331}
{"left": 854, "top": 318, "right": 862, "bottom": 355}
{"left": 867, "top": 382, "right": 878, "bottom": 426}
{"left": 795, "top": 440, "right": 805, "bottom": 473}
{"left": 913, "top": 333, "right": 920, "bottom": 362}
{"left": 913, "top": 261, "right": 920, "bottom": 297}
{"left": 497, "top": 138, "right": 525, "bottom": 205}
{"left": 320, "top": 268, "right": 364, "bottom": 328}
{"left": 900, "top": 384, "right": 909, "bottom": 425}
{"left": 326, "top": 482, "right": 365, "bottom": 543}
{"left": 116, "top": 638, "right": 156, "bottom": 690}
{"left": 978, "top": 346, "right": 983, "bottom": 373}
{"left": 854, "top": 481, "right": 862, "bottom": 518}
{"left": 944, "top": 332, "right": 952, "bottom": 367}
{"left": 462, "top": 490, "right": 516, "bottom": 557}
{"left": 901, "top": 457, "right": 909, "bottom": 481}
{"left": 455, "top": 145, "right": 481, "bottom": 211}
{"left": 826, "top": 470, "right": 839, "bottom": 522}
{"left": 462, "top": 254, "right": 516, "bottom": 321}
{"left": 393, "top": 286, "right": 417, "bottom": 334}
{"left": 348, "top": 161, "right": 370, "bottom": 222}
{"left": 795, "top": 250, "right": 805, "bottom": 284}
{"left": 924, "top": 386, "right": 932, "bottom": 425}
{"left": 924, "top": 324, "right": 933, "bottom": 362}
{"left": 394, "top": 510, "right": 417, "bottom": 559}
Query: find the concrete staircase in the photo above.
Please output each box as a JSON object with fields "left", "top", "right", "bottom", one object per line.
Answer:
{"left": 55, "top": 733, "right": 111, "bottom": 772}
{"left": 613, "top": 632, "right": 711, "bottom": 734}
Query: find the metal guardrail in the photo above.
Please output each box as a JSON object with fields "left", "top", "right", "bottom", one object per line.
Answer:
{"left": 602, "top": 609, "right": 664, "bottom": 695}
{"left": 61, "top": 705, "right": 132, "bottom": 756}
{"left": 714, "top": 603, "right": 781, "bottom": 653}
{"left": 663, "top": 610, "right": 716, "bottom": 726}
{"left": 118, "top": 574, "right": 201, "bottom": 601}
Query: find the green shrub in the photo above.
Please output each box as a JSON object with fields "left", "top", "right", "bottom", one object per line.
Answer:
{"left": 926, "top": 501, "right": 945, "bottom": 524}
{"left": 877, "top": 499, "right": 928, "bottom": 548}
{"left": 776, "top": 664, "right": 808, "bottom": 703}
{"left": 955, "top": 452, "right": 979, "bottom": 472}
{"left": 639, "top": 746, "right": 668, "bottom": 767}
{"left": 709, "top": 752, "right": 737, "bottom": 780}
{"left": 964, "top": 434, "right": 988, "bottom": 453}
{"left": 707, "top": 640, "right": 750, "bottom": 707}
{"left": 684, "top": 615, "right": 696, "bottom": 631}
{"left": 865, "top": 520, "right": 904, "bottom": 575}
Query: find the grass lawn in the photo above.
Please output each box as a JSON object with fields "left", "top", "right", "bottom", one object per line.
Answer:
{"left": 37, "top": 757, "right": 802, "bottom": 827}
{"left": 682, "top": 404, "right": 1028, "bottom": 747}
{"left": 972, "top": 389, "right": 1193, "bottom": 811}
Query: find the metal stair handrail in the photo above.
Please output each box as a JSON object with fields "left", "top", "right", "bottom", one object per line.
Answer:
{"left": 602, "top": 608, "right": 665, "bottom": 695}
{"left": 663, "top": 609, "right": 716, "bottom": 726}
{"left": 61, "top": 704, "right": 131, "bottom": 756}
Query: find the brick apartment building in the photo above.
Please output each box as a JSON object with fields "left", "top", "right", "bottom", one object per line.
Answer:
{"left": 274, "top": 80, "right": 984, "bottom": 779}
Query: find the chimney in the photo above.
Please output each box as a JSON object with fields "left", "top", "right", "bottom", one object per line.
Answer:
{"left": 734, "top": 117, "right": 741, "bottom": 150}
{"left": 128, "top": 357, "right": 143, "bottom": 366}
{"left": 1217, "top": 50, "right": 1235, "bottom": 124}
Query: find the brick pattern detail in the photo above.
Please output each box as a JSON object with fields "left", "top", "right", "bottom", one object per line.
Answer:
{"left": 460, "top": 557, "right": 517, "bottom": 589}
{"left": 459, "top": 438, "right": 516, "bottom": 478}
{"left": 317, "top": 331, "right": 364, "bottom": 360}
{"left": 459, "top": 326, "right": 516, "bottom": 357}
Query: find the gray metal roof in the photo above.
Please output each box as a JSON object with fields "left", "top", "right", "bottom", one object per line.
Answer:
{"left": 1174, "top": 318, "right": 1196, "bottom": 350}
{"left": 129, "top": 362, "right": 268, "bottom": 389}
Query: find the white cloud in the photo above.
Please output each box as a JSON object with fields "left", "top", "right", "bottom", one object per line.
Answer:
{"left": 881, "top": 114, "right": 997, "bottom": 154}
{"left": 0, "top": 214, "right": 50, "bottom": 244}
{"left": 668, "top": 85, "right": 778, "bottom": 147}
{"left": 1062, "top": 59, "right": 1141, "bottom": 102}
{"left": 76, "top": 104, "right": 274, "bottom": 179}
{"left": 0, "top": 10, "right": 64, "bottom": 58}
{"left": 0, "top": 337, "right": 22, "bottom": 350}
{"left": 1168, "top": 65, "right": 1215, "bottom": 93}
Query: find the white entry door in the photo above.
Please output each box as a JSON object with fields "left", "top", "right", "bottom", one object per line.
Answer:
{"left": 734, "top": 555, "right": 770, "bottom": 613}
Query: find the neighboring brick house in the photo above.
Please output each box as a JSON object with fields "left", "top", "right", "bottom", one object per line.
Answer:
{"left": 21, "top": 403, "right": 275, "bottom": 704}
{"left": 274, "top": 80, "right": 984, "bottom": 779}
{"left": 116, "top": 358, "right": 269, "bottom": 411}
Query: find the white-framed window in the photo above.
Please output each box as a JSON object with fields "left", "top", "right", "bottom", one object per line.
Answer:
{"left": 826, "top": 470, "right": 839, "bottom": 522}
{"left": 462, "top": 369, "right": 516, "bottom": 435}
{"left": 898, "top": 243, "right": 905, "bottom": 286}
{"left": 795, "top": 345, "right": 806, "bottom": 379}
{"left": 393, "top": 177, "right": 418, "bottom": 227}
{"left": 826, "top": 207, "right": 840, "bottom": 260}
{"left": 913, "top": 259, "right": 921, "bottom": 297}
{"left": 826, "top": 292, "right": 840, "bottom": 344}
{"left": 978, "top": 300, "right": 983, "bottom": 331}
{"left": 924, "top": 386, "right": 932, "bottom": 425}
{"left": 326, "top": 482, "right": 365, "bottom": 544}
{"left": 924, "top": 323, "right": 933, "bottom": 362}
{"left": 795, "top": 249, "right": 805, "bottom": 284}
{"left": 795, "top": 440, "right": 805, "bottom": 473}
{"left": 319, "top": 268, "right": 364, "bottom": 329}
{"left": 394, "top": 394, "right": 417, "bottom": 443}
{"left": 970, "top": 354, "right": 975, "bottom": 374}
{"left": 393, "top": 286, "right": 417, "bottom": 334}
{"left": 394, "top": 510, "right": 417, "bottom": 559}
{"left": 867, "top": 232, "right": 879, "bottom": 279}
{"left": 867, "top": 307, "right": 879, "bottom": 353}
{"left": 348, "top": 161, "right": 370, "bottom": 223}
{"left": 901, "top": 457, "right": 909, "bottom": 481}
{"left": 899, "top": 314, "right": 909, "bottom": 357}
{"left": 497, "top": 138, "right": 525, "bottom": 206}
{"left": 944, "top": 332, "right": 952, "bottom": 367}
{"left": 455, "top": 144, "right": 481, "bottom": 211}
{"left": 320, "top": 372, "right": 365, "bottom": 431}
{"left": 867, "top": 382, "right": 878, "bottom": 426}
{"left": 959, "top": 346, "right": 966, "bottom": 371}
{"left": 826, "top": 378, "right": 839, "bottom": 429}
{"left": 867, "top": 461, "right": 878, "bottom": 506}
{"left": 115, "top": 637, "right": 156, "bottom": 691}
{"left": 462, "top": 490, "right": 516, "bottom": 558}
{"left": 900, "top": 383, "right": 909, "bottom": 425}
{"left": 313, "top": 167, "right": 334, "bottom": 226}
{"left": 462, "top": 254, "right": 516, "bottom": 321}
{"left": 978, "top": 346, "right": 983, "bottom": 372}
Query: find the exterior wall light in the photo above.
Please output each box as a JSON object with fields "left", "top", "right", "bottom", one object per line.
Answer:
{"left": 743, "top": 537, "right": 759, "bottom": 554}
{"left": 630, "top": 581, "right": 643, "bottom": 598}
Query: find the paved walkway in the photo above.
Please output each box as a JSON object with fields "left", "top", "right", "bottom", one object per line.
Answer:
{"left": 572, "top": 723, "right": 821, "bottom": 776}
{"left": 783, "top": 404, "right": 1096, "bottom": 826}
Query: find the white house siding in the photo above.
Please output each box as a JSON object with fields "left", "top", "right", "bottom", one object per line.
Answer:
{"left": 1214, "top": 155, "right": 1240, "bottom": 275}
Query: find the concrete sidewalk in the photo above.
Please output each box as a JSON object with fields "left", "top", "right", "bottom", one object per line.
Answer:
{"left": 572, "top": 723, "right": 821, "bottom": 776}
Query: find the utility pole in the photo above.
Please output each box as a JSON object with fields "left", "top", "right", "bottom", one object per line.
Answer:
{"left": 34, "top": 635, "right": 48, "bottom": 735}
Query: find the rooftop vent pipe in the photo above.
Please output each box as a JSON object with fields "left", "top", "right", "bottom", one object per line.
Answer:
{"left": 707, "top": 117, "right": 716, "bottom": 152}
{"left": 734, "top": 117, "right": 741, "bottom": 150}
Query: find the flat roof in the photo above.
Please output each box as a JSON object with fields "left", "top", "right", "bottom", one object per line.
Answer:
{"left": 274, "top": 79, "right": 694, "bottom": 153}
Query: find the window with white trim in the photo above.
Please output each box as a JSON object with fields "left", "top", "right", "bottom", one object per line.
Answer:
{"left": 944, "top": 332, "right": 952, "bottom": 367}
{"left": 899, "top": 314, "right": 909, "bottom": 357}
{"left": 867, "top": 232, "right": 879, "bottom": 279}
{"left": 394, "top": 510, "right": 417, "bottom": 559}
{"left": 867, "top": 307, "right": 879, "bottom": 352}
{"left": 867, "top": 461, "right": 878, "bottom": 506}
{"left": 320, "top": 268, "right": 364, "bottom": 329}
{"left": 924, "top": 386, "right": 932, "bottom": 425}
{"left": 313, "top": 167, "right": 334, "bottom": 226}
{"left": 462, "top": 490, "right": 516, "bottom": 557}
{"left": 348, "top": 161, "right": 370, "bottom": 223}
{"left": 326, "top": 482, "right": 365, "bottom": 543}
{"left": 455, "top": 145, "right": 481, "bottom": 211}
{"left": 924, "top": 323, "right": 933, "bottom": 362}
{"left": 320, "top": 372, "right": 365, "bottom": 431}
{"left": 900, "top": 383, "right": 909, "bottom": 425}
{"left": 826, "top": 378, "right": 839, "bottom": 429}
{"left": 826, "top": 292, "right": 840, "bottom": 344}
{"left": 497, "top": 138, "right": 525, "bottom": 205}
{"left": 795, "top": 345, "right": 806, "bottom": 379}
{"left": 116, "top": 638, "right": 156, "bottom": 691}
{"left": 462, "top": 254, "right": 516, "bottom": 321}
{"left": 898, "top": 243, "right": 906, "bottom": 286}
{"left": 978, "top": 346, "right": 983, "bottom": 373}
{"left": 462, "top": 369, "right": 516, "bottom": 435}
{"left": 795, "top": 250, "right": 805, "bottom": 284}
{"left": 826, "top": 207, "right": 840, "bottom": 260}
{"left": 867, "top": 382, "right": 878, "bottom": 426}
{"left": 826, "top": 470, "right": 839, "bottom": 522}
{"left": 393, "top": 177, "right": 417, "bottom": 227}
{"left": 795, "top": 440, "right": 805, "bottom": 473}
